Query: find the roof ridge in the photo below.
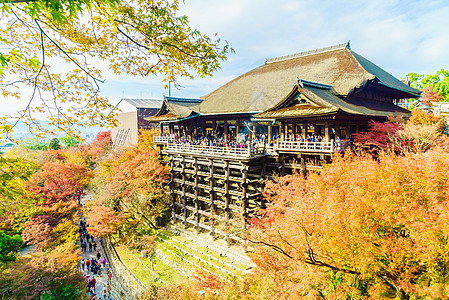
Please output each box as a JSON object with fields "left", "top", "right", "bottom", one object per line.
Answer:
{"left": 265, "top": 42, "right": 351, "bottom": 64}
{"left": 164, "top": 96, "right": 203, "bottom": 103}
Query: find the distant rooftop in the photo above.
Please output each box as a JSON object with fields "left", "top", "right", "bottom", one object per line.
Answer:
{"left": 164, "top": 96, "right": 203, "bottom": 103}
{"left": 119, "top": 98, "right": 163, "bottom": 109}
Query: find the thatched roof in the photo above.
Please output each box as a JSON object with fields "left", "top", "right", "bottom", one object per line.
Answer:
{"left": 198, "top": 43, "right": 420, "bottom": 115}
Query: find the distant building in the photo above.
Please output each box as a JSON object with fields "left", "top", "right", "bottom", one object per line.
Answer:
{"left": 111, "top": 98, "right": 163, "bottom": 147}
{"left": 432, "top": 101, "right": 449, "bottom": 119}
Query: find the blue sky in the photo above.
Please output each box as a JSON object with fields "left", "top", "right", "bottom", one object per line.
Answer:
{"left": 99, "top": 0, "right": 449, "bottom": 103}
{"left": 4, "top": 0, "right": 449, "bottom": 117}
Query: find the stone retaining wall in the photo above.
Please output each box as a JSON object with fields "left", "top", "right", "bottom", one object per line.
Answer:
{"left": 102, "top": 238, "right": 147, "bottom": 299}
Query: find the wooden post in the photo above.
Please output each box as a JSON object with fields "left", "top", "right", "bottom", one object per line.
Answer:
{"left": 170, "top": 156, "right": 176, "bottom": 222}
{"left": 169, "top": 124, "right": 174, "bottom": 134}
{"left": 356, "top": 123, "right": 360, "bottom": 134}
{"left": 346, "top": 122, "right": 351, "bottom": 139}
{"left": 252, "top": 123, "right": 257, "bottom": 140}
{"left": 224, "top": 120, "right": 228, "bottom": 141}
{"left": 182, "top": 156, "right": 187, "bottom": 227}
{"left": 324, "top": 121, "right": 330, "bottom": 142}
{"left": 194, "top": 157, "right": 199, "bottom": 233}
{"left": 212, "top": 120, "right": 216, "bottom": 137}
{"left": 241, "top": 166, "right": 248, "bottom": 225}
{"left": 334, "top": 122, "right": 340, "bottom": 139}
{"left": 224, "top": 161, "right": 230, "bottom": 222}
{"left": 302, "top": 122, "right": 307, "bottom": 140}
{"left": 201, "top": 120, "right": 206, "bottom": 135}
{"left": 235, "top": 123, "right": 240, "bottom": 140}
{"left": 280, "top": 121, "right": 285, "bottom": 140}
{"left": 268, "top": 123, "right": 272, "bottom": 142}
{"left": 209, "top": 159, "right": 215, "bottom": 237}
{"left": 292, "top": 123, "right": 296, "bottom": 138}
{"left": 242, "top": 165, "right": 249, "bottom": 251}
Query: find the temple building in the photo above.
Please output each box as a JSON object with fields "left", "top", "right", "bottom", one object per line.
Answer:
{"left": 147, "top": 42, "right": 420, "bottom": 242}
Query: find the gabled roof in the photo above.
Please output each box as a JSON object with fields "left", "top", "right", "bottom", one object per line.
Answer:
{"left": 198, "top": 42, "right": 420, "bottom": 115}
{"left": 255, "top": 79, "right": 411, "bottom": 119}
{"left": 145, "top": 96, "right": 203, "bottom": 122}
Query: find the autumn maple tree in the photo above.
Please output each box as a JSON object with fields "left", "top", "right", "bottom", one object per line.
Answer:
{"left": 0, "top": 0, "right": 232, "bottom": 140}
{"left": 87, "top": 129, "right": 169, "bottom": 242}
{"left": 354, "top": 109, "right": 446, "bottom": 154}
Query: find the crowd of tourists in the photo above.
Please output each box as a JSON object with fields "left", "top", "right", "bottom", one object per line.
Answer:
{"left": 160, "top": 132, "right": 277, "bottom": 149}
{"left": 78, "top": 219, "right": 113, "bottom": 300}
{"left": 159, "top": 132, "right": 340, "bottom": 149}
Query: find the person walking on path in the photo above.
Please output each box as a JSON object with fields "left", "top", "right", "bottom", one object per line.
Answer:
{"left": 91, "top": 277, "right": 97, "bottom": 291}
{"left": 93, "top": 241, "right": 97, "bottom": 252}
{"left": 96, "top": 251, "right": 101, "bottom": 260}
{"left": 81, "top": 259, "right": 85, "bottom": 271}
{"left": 86, "top": 259, "right": 91, "bottom": 271}
{"left": 88, "top": 242, "right": 93, "bottom": 252}
{"left": 107, "top": 270, "right": 112, "bottom": 284}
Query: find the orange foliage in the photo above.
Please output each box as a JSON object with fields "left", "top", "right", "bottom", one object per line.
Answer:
{"left": 243, "top": 149, "right": 449, "bottom": 299}
{"left": 354, "top": 109, "right": 447, "bottom": 154}
{"left": 28, "top": 161, "right": 92, "bottom": 206}
{"left": 86, "top": 201, "right": 123, "bottom": 238}
{"left": 421, "top": 86, "right": 444, "bottom": 106}
{"left": 91, "top": 145, "right": 169, "bottom": 233}
{"left": 0, "top": 244, "right": 85, "bottom": 299}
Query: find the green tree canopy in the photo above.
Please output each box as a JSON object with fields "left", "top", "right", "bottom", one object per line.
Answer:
{"left": 59, "top": 135, "right": 80, "bottom": 148}
{"left": 0, "top": 231, "right": 22, "bottom": 263}
{"left": 408, "top": 69, "right": 449, "bottom": 102}
{"left": 48, "top": 138, "right": 61, "bottom": 150}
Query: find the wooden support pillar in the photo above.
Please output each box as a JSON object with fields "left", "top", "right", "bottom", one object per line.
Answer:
{"left": 241, "top": 165, "right": 248, "bottom": 227}
{"left": 346, "top": 122, "right": 351, "bottom": 139}
{"left": 280, "top": 121, "right": 285, "bottom": 140}
{"left": 224, "top": 161, "right": 230, "bottom": 221}
{"left": 292, "top": 123, "right": 297, "bottom": 139}
{"left": 268, "top": 123, "right": 272, "bottom": 142}
{"left": 169, "top": 124, "right": 174, "bottom": 134}
{"left": 209, "top": 159, "right": 215, "bottom": 237}
{"left": 235, "top": 123, "right": 240, "bottom": 140}
{"left": 212, "top": 120, "right": 216, "bottom": 137}
{"left": 159, "top": 123, "right": 164, "bottom": 135}
{"left": 201, "top": 120, "right": 206, "bottom": 135}
{"left": 335, "top": 122, "right": 340, "bottom": 139}
{"left": 194, "top": 157, "right": 199, "bottom": 232}
{"left": 324, "top": 121, "right": 330, "bottom": 142}
{"left": 356, "top": 123, "right": 360, "bottom": 134}
{"left": 182, "top": 156, "right": 187, "bottom": 227}
{"left": 170, "top": 156, "right": 176, "bottom": 221}
{"left": 252, "top": 123, "right": 257, "bottom": 140}
{"left": 224, "top": 120, "right": 228, "bottom": 141}
{"left": 302, "top": 121, "right": 307, "bottom": 140}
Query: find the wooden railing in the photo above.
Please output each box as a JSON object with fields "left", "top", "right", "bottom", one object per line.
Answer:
{"left": 277, "top": 140, "right": 349, "bottom": 153}
{"left": 165, "top": 143, "right": 264, "bottom": 158}
{"left": 154, "top": 135, "right": 350, "bottom": 157}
